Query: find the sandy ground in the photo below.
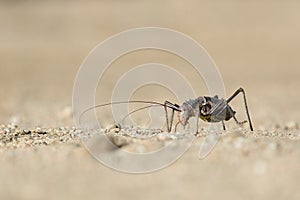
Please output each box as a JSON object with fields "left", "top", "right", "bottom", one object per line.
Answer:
{"left": 1, "top": 1, "right": 300, "bottom": 200}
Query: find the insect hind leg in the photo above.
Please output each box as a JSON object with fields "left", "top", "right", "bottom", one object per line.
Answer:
{"left": 227, "top": 107, "right": 248, "bottom": 129}
{"left": 226, "top": 88, "right": 253, "bottom": 131}
{"left": 222, "top": 121, "right": 226, "bottom": 130}
{"left": 233, "top": 115, "right": 247, "bottom": 125}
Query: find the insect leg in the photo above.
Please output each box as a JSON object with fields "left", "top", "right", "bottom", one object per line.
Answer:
{"left": 226, "top": 88, "right": 254, "bottom": 131}
{"left": 164, "top": 102, "right": 170, "bottom": 132}
{"left": 174, "top": 121, "right": 180, "bottom": 132}
{"left": 233, "top": 115, "right": 247, "bottom": 125}
{"left": 195, "top": 109, "right": 200, "bottom": 135}
{"left": 222, "top": 121, "right": 226, "bottom": 130}
{"left": 227, "top": 108, "right": 247, "bottom": 128}
{"left": 170, "top": 109, "right": 175, "bottom": 132}
{"left": 164, "top": 101, "right": 181, "bottom": 132}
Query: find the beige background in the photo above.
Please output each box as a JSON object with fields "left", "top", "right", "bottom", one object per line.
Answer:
{"left": 0, "top": 1, "right": 300, "bottom": 200}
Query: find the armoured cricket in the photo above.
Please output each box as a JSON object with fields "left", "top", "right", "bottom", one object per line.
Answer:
{"left": 80, "top": 87, "right": 253, "bottom": 134}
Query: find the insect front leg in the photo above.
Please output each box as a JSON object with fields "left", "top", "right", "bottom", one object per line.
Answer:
{"left": 164, "top": 101, "right": 170, "bottom": 132}
{"left": 170, "top": 108, "right": 175, "bottom": 132}
{"left": 164, "top": 101, "right": 180, "bottom": 132}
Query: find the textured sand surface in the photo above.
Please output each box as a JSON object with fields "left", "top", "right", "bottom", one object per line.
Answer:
{"left": 1, "top": 1, "right": 300, "bottom": 200}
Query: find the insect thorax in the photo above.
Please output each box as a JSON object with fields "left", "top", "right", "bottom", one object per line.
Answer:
{"left": 200, "top": 96, "right": 235, "bottom": 122}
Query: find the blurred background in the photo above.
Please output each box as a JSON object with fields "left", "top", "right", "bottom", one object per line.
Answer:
{"left": 1, "top": 0, "right": 300, "bottom": 127}
{"left": 0, "top": 1, "right": 300, "bottom": 200}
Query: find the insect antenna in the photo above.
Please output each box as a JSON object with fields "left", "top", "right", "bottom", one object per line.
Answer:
{"left": 79, "top": 100, "right": 175, "bottom": 126}
{"left": 121, "top": 104, "right": 163, "bottom": 125}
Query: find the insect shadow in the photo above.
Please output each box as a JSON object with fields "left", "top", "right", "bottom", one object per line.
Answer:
{"left": 79, "top": 87, "right": 253, "bottom": 134}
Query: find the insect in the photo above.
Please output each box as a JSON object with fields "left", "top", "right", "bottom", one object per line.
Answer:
{"left": 80, "top": 87, "right": 253, "bottom": 134}
{"left": 163, "top": 87, "right": 253, "bottom": 133}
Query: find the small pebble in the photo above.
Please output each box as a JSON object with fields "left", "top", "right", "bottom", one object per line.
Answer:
{"left": 267, "top": 142, "right": 279, "bottom": 151}
{"left": 284, "top": 121, "right": 299, "bottom": 130}
{"left": 23, "top": 130, "right": 31, "bottom": 134}
{"left": 157, "top": 133, "right": 168, "bottom": 141}
{"left": 9, "top": 116, "right": 20, "bottom": 126}
{"left": 233, "top": 137, "right": 245, "bottom": 149}
{"left": 59, "top": 106, "right": 73, "bottom": 119}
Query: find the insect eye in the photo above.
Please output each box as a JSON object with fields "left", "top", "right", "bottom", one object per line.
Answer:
{"left": 201, "top": 102, "right": 212, "bottom": 113}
